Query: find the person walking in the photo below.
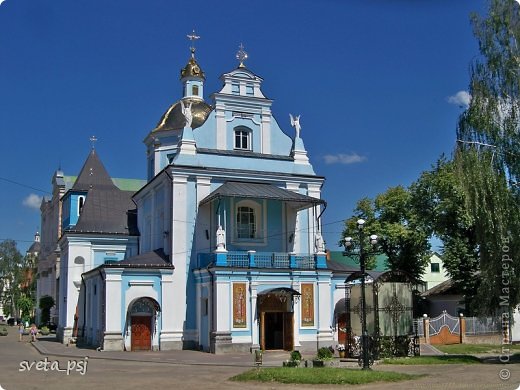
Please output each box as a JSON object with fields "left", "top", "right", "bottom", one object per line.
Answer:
{"left": 18, "top": 322, "right": 24, "bottom": 342}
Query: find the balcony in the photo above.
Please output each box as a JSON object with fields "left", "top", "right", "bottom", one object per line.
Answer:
{"left": 197, "top": 251, "right": 327, "bottom": 270}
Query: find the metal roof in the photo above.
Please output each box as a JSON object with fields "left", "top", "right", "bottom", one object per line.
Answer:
{"left": 200, "top": 181, "right": 325, "bottom": 210}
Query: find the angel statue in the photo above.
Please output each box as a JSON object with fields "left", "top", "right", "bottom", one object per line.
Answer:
{"left": 181, "top": 100, "right": 193, "bottom": 129}
{"left": 216, "top": 225, "right": 226, "bottom": 251}
{"left": 289, "top": 114, "right": 301, "bottom": 138}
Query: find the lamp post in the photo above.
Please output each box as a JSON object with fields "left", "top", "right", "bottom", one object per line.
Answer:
{"left": 342, "top": 218, "right": 379, "bottom": 370}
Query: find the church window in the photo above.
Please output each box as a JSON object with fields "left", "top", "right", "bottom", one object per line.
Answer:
{"left": 246, "top": 85, "right": 254, "bottom": 95}
{"left": 232, "top": 83, "right": 239, "bottom": 94}
{"left": 192, "top": 85, "right": 199, "bottom": 96}
{"left": 78, "top": 195, "right": 86, "bottom": 215}
{"left": 237, "top": 206, "right": 256, "bottom": 238}
{"left": 234, "top": 128, "right": 251, "bottom": 150}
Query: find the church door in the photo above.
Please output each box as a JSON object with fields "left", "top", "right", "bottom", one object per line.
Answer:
{"left": 131, "top": 316, "right": 151, "bottom": 351}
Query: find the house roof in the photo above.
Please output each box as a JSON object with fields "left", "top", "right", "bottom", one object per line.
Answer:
{"left": 421, "top": 278, "right": 459, "bottom": 297}
{"left": 106, "top": 248, "right": 173, "bottom": 268}
{"left": 200, "top": 181, "right": 325, "bottom": 210}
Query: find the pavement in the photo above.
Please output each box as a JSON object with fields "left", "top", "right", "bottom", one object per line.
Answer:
{"left": 1, "top": 328, "right": 519, "bottom": 390}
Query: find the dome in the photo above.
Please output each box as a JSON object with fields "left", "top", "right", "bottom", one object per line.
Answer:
{"left": 152, "top": 98, "right": 212, "bottom": 133}
{"left": 181, "top": 56, "right": 205, "bottom": 80}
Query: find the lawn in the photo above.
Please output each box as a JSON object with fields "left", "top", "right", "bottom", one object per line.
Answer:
{"left": 230, "top": 367, "right": 424, "bottom": 385}
{"left": 383, "top": 355, "right": 482, "bottom": 365}
{"left": 435, "top": 343, "right": 520, "bottom": 355}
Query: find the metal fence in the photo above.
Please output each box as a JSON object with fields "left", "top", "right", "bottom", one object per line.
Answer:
{"left": 465, "top": 316, "right": 501, "bottom": 335}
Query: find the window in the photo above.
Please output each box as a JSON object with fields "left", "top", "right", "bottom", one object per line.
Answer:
{"left": 192, "top": 85, "right": 199, "bottom": 96}
{"left": 430, "top": 263, "right": 440, "bottom": 273}
{"left": 234, "top": 129, "right": 251, "bottom": 150}
{"left": 78, "top": 195, "right": 86, "bottom": 215}
{"left": 232, "top": 83, "right": 239, "bottom": 94}
{"left": 246, "top": 85, "right": 254, "bottom": 95}
{"left": 237, "top": 206, "right": 256, "bottom": 238}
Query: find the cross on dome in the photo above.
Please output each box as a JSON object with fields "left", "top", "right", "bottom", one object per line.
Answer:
{"left": 236, "top": 43, "right": 248, "bottom": 68}
{"left": 90, "top": 135, "right": 98, "bottom": 150}
{"left": 187, "top": 29, "right": 200, "bottom": 57}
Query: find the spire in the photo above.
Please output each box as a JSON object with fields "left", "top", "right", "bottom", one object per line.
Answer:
{"left": 72, "top": 149, "right": 117, "bottom": 191}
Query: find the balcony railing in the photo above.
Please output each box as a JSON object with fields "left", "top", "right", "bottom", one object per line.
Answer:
{"left": 197, "top": 251, "right": 327, "bottom": 270}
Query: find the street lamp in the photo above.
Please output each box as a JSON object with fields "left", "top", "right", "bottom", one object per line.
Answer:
{"left": 342, "top": 218, "right": 379, "bottom": 370}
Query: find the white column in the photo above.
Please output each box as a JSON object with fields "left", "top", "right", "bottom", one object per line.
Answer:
{"left": 169, "top": 175, "right": 189, "bottom": 346}
{"left": 196, "top": 176, "right": 211, "bottom": 253}
{"left": 317, "top": 277, "right": 333, "bottom": 346}
{"left": 215, "top": 281, "right": 231, "bottom": 331}
{"left": 250, "top": 282, "right": 259, "bottom": 349}
{"left": 103, "top": 268, "right": 124, "bottom": 351}
{"left": 159, "top": 269, "right": 176, "bottom": 349}
{"left": 216, "top": 103, "right": 226, "bottom": 149}
{"left": 292, "top": 281, "right": 301, "bottom": 348}
{"left": 261, "top": 108, "right": 271, "bottom": 154}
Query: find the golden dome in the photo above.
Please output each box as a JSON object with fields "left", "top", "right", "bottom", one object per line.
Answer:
{"left": 152, "top": 98, "right": 212, "bottom": 133}
{"left": 181, "top": 55, "right": 205, "bottom": 80}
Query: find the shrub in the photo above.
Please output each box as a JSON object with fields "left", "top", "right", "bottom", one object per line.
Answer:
{"left": 290, "top": 350, "right": 302, "bottom": 362}
{"left": 0, "top": 327, "right": 8, "bottom": 336}
{"left": 39, "top": 326, "right": 50, "bottom": 335}
{"left": 316, "top": 347, "right": 333, "bottom": 361}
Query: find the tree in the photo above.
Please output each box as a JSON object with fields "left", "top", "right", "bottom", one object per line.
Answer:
{"left": 0, "top": 240, "right": 23, "bottom": 319}
{"left": 455, "top": 0, "right": 520, "bottom": 314}
{"left": 17, "top": 295, "right": 34, "bottom": 322}
{"left": 340, "top": 186, "right": 430, "bottom": 283}
{"left": 410, "top": 158, "right": 480, "bottom": 313}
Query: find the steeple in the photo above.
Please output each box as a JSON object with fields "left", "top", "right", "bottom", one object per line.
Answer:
{"left": 181, "top": 30, "right": 205, "bottom": 100}
{"left": 72, "top": 148, "right": 118, "bottom": 191}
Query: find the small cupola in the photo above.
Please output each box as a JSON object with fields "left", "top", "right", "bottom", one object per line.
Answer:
{"left": 181, "top": 30, "right": 205, "bottom": 100}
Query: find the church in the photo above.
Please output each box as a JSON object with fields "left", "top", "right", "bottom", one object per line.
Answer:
{"left": 52, "top": 37, "right": 364, "bottom": 354}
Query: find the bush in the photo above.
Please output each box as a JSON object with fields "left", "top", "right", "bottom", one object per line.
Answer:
{"left": 290, "top": 350, "right": 302, "bottom": 362}
{"left": 316, "top": 347, "right": 333, "bottom": 361}
{"left": 0, "top": 327, "right": 8, "bottom": 336}
{"left": 39, "top": 326, "right": 50, "bottom": 335}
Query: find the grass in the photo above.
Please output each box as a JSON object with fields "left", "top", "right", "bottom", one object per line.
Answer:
{"left": 435, "top": 343, "right": 520, "bottom": 355}
{"left": 230, "top": 367, "right": 424, "bottom": 385}
{"left": 383, "top": 355, "right": 482, "bottom": 365}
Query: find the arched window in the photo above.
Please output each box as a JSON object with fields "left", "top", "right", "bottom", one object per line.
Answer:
{"left": 234, "top": 127, "right": 251, "bottom": 151}
{"left": 78, "top": 195, "right": 86, "bottom": 216}
{"left": 233, "top": 199, "right": 264, "bottom": 242}
{"left": 192, "top": 85, "right": 199, "bottom": 96}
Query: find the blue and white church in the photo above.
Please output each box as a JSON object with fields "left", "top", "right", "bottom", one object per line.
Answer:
{"left": 58, "top": 41, "right": 356, "bottom": 354}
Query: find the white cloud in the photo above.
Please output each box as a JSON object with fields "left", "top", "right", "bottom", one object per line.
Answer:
{"left": 22, "top": 194, "right": 43, "bottom": 210}
{"left": 323, "top": 153, "right": 367, "bottom": 165}
{"left": 447, "top": 90, "right": 471, "bottom": 108}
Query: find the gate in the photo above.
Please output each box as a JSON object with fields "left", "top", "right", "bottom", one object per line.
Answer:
{"left": 428, "top": 311, "right": 461, "bottom": 345}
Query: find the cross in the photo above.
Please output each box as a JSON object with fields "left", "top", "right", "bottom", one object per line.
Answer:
{"left": 187, "top": 29, "right": 200, "bottom": 55}
{"left": 236, "top": 43, "right": 248, "bottom": 68}
{"left": 90, "top": 135, "right": 98, "bottom": 150}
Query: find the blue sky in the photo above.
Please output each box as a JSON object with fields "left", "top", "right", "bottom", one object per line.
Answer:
{"left": 0, "top": 0, "right": 487, "bottom": 253}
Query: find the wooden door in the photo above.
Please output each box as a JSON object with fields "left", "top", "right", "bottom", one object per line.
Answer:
{"left": 131, "top": 316, "right": 151, "bottom": 351}
{"left": 283, "top": 312, "right": 294, "bottom": 351}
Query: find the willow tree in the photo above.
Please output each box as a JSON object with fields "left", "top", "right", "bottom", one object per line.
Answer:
{"left": 455, "top": 0, "right": 520, "bottom": 314}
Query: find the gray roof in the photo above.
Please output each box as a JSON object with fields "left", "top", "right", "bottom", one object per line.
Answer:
{"left": 72, "top": 149, "right": 119, "bottom": 192}
{"left": 200, "top": 181, "right": 325, "bottom": 210}
{"left": 106, "top": 249, "right": 173, "bottom": 268}
{"left": 421, "top": 279, "right": 458, "bottom": 297}
{"left": 65, "top": 149, "right": 138, "bottom": 235}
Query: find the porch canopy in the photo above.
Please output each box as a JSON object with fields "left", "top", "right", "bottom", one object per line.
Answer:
{"left": 200, "top": 181, "right": 326, "bottom": 211}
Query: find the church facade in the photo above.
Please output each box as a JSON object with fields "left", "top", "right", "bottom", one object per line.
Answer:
{"left": 53, "top": 42, "right": 350, "bottom": 353}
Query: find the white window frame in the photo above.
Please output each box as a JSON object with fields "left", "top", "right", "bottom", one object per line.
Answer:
{"left": 231, "top": 199, "right": 266, "bottom": 245}
{"left": 234, "top": 127, "right": 252, "bottom": 151}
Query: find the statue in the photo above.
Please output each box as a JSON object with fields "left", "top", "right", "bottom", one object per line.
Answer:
{"left": 180, "top": 100, "right": 193, "bottom": 129}
{"left": 289, "top": 114, "right": 301, "bottom": 138}
{"left": 216, "top": 225, "right": 226, "bottom": 251}
{"left": 315, "top": 231, "right": 325, "bottom": 253}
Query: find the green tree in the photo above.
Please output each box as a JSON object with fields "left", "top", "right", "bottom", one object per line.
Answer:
{"left": 455, "top": 0, "right": 520, "bottom": 314}
{"left": 0, "top": 240, "right": 23, "bottom": 319}
{"left": 17, "top": 295, "right": 34, "bottom": 322}
{"left": 341, "top": 186, "right": 430, "bottom": 283}
{"left": 411, "top": 158, "right": 480, "bottom": 313}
